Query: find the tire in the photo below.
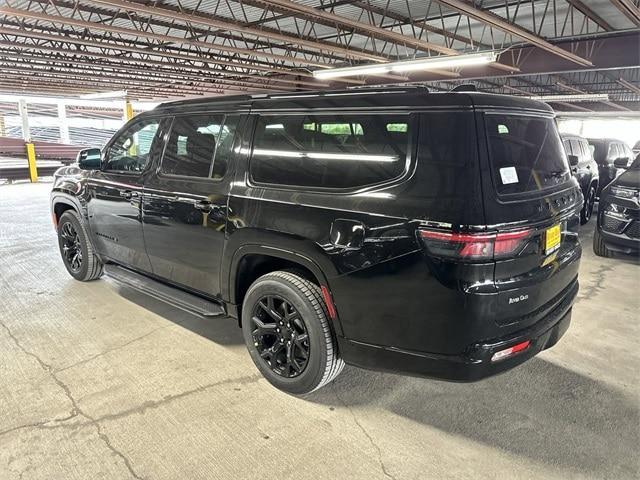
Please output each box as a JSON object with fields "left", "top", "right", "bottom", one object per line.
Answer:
{"left": 57, "top": 210, "right": 104, "bottom": 281}
{"left": 593, "top": 227, "right": 612, "bottom": 258}
{"left": 580, "top": 184, "right": 596, "bottom": 225}
{"left": 241, "top": 271, "right": 344, "bottom": 395}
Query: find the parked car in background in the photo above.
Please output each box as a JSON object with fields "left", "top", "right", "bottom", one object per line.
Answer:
{"left": 51, "top": 88, "right": 582, "bottom": 395}
{"left": 562, "top": 134, "right": 598, "bottom": 224}
{"left": 587, "top": 138, "right": 634, "bottom": 196}
{"left": 594, "top": 155, "right": 640, "bottom": 257}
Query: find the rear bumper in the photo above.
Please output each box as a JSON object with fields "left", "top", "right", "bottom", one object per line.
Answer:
{"left": 338, "top": 281, "right": 577, "bottom": 382}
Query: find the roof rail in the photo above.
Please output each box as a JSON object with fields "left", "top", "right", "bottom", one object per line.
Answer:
{"left": 450, "top": 84, "right": 477, "bottom": 92}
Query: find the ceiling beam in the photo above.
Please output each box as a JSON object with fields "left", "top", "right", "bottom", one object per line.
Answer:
{"left": 610, "top": 0, "right": 640, "bottom": 26}
{"left": 617, "top": 77, "right": 640, "bottom": 95}
{"left": 565, "top": 0, "right": 613, "bottom": 31}
{"left": 88, "top": 0, "right": 387, "bottom": 62}
{"left": 240, "top": 0, "right": 458, "bottom": 56}
{"left": 0, "top": 49, "right": 297, "bottom": 92}
{"left": 0, "top": 52, "right": 285, "bottom": 95}
{"left": 0, "top": 6, "right": 328, "bottom": 69}
{"left": 433, "top": 0, "right": 593, "bottom": 66}
{"left": 0, "top": 38, "right": 326, "bottom": 89}
{"left": 346, "top": 0, "right": 490, "bottom": 48}
{"left": 0, "top": 64, "right": 280, "bottom": 95}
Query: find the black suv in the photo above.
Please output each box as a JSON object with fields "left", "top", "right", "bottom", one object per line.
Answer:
{"left": 594, "top": 155, "right": 640, "bottom": 257}
{"left": 51, "top": 88, "right": 582, "bottom": 394}
{"left": 587, "top": 138, "right": 634, "bottom": 196}
{"left": 562, "top": 134, "right": 599, "bottom": 224}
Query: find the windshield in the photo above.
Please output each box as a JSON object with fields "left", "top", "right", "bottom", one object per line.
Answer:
{"left": 485, "top": 114, "right": 570, "bottom": 195}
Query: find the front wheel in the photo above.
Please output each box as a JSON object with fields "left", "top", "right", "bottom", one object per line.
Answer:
{"left": 593, "top": 227, "right": 612, "bottom": 258}
{"left": 57, "top": 210, "right": 104, "bottom": 281}
{"left": 580, "top": 184, "right": 596, "bottom": 225}
{"left": 241, "top": 271, "right": 344, "bottom": 395}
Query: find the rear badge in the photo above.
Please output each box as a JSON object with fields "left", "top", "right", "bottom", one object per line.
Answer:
{"left": 509, "top": 294, "right": 529, "bottom": 305}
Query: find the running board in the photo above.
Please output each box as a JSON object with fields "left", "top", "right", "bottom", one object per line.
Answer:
{"left": 104, "top": 264, "right": 225, "bottom": 317}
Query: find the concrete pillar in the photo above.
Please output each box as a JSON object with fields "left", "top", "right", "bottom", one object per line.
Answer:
{"left": 18, "top": 99, "right": 30, "bottom": 142}
{"left": 58, "top": 102, "right": 71, "bottom": 144}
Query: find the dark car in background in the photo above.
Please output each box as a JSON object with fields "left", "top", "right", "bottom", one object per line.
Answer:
{"left": 594, "top": 156, "right": 640, "bottom": 257}
{"left": 562, "top": 134, "right": 598, "bottom": 224}
{"left": 587, "top": 138, "right": 634, "bottom": 196}
{"left": 50, "top": 88, "right": 582, "bottom": 394}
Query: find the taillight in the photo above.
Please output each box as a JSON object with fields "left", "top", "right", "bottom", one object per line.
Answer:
{"left": 419, "top": 228, "right": 531, "bottom": 261}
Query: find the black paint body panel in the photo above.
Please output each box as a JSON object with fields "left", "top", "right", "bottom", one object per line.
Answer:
{"left": 51, "top": 88, "right": 582, "bottom": 381}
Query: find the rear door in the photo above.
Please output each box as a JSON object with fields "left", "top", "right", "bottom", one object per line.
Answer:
{"left": 142, "top": 113, "right": 244, "bottom": 298}
{"left": 478, "top": 111, "right": 582, "bottom": 326}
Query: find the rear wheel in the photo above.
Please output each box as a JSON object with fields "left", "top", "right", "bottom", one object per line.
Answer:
{"left": 57, "top": 210, "right": 103, "bottom": 281}
{"left": 593, "top": 227, "right": 612, "bottom": 258}
{"left": 580, "top": 184, "right": 596, "bottom": 225}
{"left": 241, "top": 271, "right": 344, "bottom": 395}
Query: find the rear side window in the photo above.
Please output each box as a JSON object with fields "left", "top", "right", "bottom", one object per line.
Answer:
{"left": 485, "top": 114, "right": 569, "bottom": 195}
{"left": 250, "top": 114, "right": 410, "bottom": 189}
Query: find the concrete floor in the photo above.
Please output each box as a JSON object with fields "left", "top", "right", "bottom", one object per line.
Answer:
{"left": 1, "top": 181, "right": 638, "bottom": 480}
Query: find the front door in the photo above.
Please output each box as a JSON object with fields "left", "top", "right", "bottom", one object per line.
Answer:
{"left": 142, "top": 113, "right": 244, "bottom": 298}
{"left": 87, "top": 117, "right": 165, "bottom": 272}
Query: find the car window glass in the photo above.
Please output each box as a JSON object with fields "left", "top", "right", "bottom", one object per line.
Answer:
{"left": 563, "top": 140, "right": 572, "bottom": 155}
{"left": 608, "top": 143, "right": 619, "bottom": 160}
{"left": 250, "top": 114, "right": 410, "bottom": 189}
{"left": 485, "top": 114, "right": 569, "bottom": 195}
{"left": 577, "top": 140, "right": 588, "bottom": 161}
{"left": 211, "top": 115, "right": 241, "bottom": 179}
{"left": 104, "top": 119, "right": 160, "bottom": 172}
{"left": 161, "top": 114, "right": 223, "bottom": 177}
{"left": 570, "top": 140, "right": 580, "bottom": 159}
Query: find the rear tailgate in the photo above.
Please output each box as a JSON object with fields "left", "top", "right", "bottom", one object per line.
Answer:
{"left": 478, "top": 111, "right": 582, "bottom": 332}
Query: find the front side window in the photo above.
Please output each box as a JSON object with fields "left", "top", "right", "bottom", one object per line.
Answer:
{"left": 250, "top": 114, "right": 410, "bottom": 189}
{"left": 486, "top": 114, "right": 569, "bottom": 195}
{"left": 104, "top": 119, "right": 160, "bottom": 172}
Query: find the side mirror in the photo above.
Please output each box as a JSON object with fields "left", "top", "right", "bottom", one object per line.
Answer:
{"left": 76, "top": 148, "right": 102, "bottom": 170}
{"left": 567, "top": 154, "right": 579, "bottom": 167}
{"left": 613, "top": 157, "right": 629, "bottom": 169}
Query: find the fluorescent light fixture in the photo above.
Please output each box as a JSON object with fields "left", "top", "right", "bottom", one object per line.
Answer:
{"left": 313, "top": 52, "right": 498, "bottom": 80}
{"left": 80, "top": 90, "right": 127, "bottom": 99}
{"left": 530, "top": 94, "right": 609, "bottom": 103}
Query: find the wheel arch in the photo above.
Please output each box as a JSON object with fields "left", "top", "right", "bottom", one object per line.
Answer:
{"left": 225, "top": 244, "right": 342, "bottom": 335}
{"left": 51, "top": 193, "right": 82, "bottom": 229}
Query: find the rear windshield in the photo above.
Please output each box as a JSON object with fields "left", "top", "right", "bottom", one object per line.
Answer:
{"left": 485, "top": 114, "right": 570, "bottom": 195}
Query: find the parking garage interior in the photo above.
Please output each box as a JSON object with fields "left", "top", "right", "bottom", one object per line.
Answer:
{"left": 1, "top": 1, "right": 639, "bottom": 479}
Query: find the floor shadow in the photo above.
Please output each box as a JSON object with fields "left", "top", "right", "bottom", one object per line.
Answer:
{"left": 308, "top": 358, "right": 638, "bottom": 477}
{"left": 113, "top": 283, "right": 244, "bottom": 346}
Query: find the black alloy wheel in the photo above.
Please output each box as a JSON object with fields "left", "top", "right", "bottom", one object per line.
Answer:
{"left": 60, "top": 220, "right": 83, "bottom": 273}
{"left": 241, "top": 271, "right": 344, "bottom": 394}
{"left": 251, "top": 295, "right": 310, "bottom": 378}
{"left": 581, "top": 185, "right": 596, "bottom": 224}
{"left": 56, "top": 210, "right": 104, "bottom": 281}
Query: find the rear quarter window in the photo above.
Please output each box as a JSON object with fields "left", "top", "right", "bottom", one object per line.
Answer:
{"left": 485, "top": 114, "right": 570, "bottom": 195}
{"left": 249, "top": 114, "right": 410, "bottom": 190}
